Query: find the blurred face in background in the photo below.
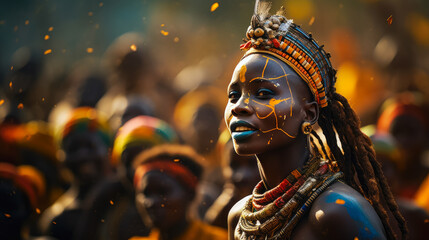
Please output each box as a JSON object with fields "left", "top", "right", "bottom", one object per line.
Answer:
{"left": 135, "top": 170, "right": 192, "bottom": 230}
{"left": 62, "top": 132, "right": 109, "bottom": 186}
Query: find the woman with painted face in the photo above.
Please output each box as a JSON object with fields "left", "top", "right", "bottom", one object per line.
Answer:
{"left": 225, "top": 1, "right": 407, "bottom": 239}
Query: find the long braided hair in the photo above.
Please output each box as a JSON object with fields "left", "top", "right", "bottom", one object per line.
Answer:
{"left": 312, "top": 89, "right": 407, "bottom": 240}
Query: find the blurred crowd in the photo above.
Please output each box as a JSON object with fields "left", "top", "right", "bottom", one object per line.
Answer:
{"left": 1, "top": 0, "right": 429, "bottom": 239}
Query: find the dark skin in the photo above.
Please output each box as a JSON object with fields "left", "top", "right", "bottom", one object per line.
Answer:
{"left": 225, "top": 54, "right": 387, "bottom": 240}
{"left": 135, "top": 171, "right": 194, "bottom": 240}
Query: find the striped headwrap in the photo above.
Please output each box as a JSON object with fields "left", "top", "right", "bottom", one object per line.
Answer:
{"left": 111, "top": 116, "right": 178, "bottom": 166}
{"left": 240, "top": 1, "right": 336, "bottom": 107}
{"left": 60, "top": 107, "right": 112, "bottom": 147}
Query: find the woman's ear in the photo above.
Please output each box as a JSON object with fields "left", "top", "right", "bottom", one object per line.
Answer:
{"left": 304, "top": 101, "right": 319, "bottom": 125}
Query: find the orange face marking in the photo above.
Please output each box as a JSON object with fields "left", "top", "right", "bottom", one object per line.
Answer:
{"left": 239, "top": 65, "right": 247, "bottom": 83}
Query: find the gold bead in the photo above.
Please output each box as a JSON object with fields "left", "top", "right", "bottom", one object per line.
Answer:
{"left": 254, "top": 28, "right": 264, "bottom": 37}
{"left": 301, "top": 122, "right": 312, "bottom": 135}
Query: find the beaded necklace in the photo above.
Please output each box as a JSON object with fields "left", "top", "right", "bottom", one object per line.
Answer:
{"left": 235, "top": 156, "right": 343, "bottom": 240}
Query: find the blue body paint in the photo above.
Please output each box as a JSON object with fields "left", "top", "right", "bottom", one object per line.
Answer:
{"left": 325, "top": 192, "right": 381, "bottom": 239}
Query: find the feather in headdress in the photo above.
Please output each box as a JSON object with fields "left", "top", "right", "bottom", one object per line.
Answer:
{"left": 254, "top": 0, "right": 272, "bottom": 21}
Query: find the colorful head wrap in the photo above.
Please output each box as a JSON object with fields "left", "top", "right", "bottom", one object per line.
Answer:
{"left": 16, "top": 121, "right": 58, "bottom": 162}
{"left": 133, "top": 144, "right": 203, "bottom": 192}
{"left": 111, "top": 116, "right": 178, "bottom": 166}
{"left": 240, "top": 1, "right": 336, "bottom": 107}
{"left": 377, "top": 99, "right": 428, "bottom": 134}
{"left": 0, "top": 162, "right": 45, "bottom": 209}
{"left": 60, "top": 107, "right": 112, "bottom": 147}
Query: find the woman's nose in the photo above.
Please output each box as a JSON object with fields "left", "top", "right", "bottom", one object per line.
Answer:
{"left": 231, "top": 97, "right": 252, "bottom": 116}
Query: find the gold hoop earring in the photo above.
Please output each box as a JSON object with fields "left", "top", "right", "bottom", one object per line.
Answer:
{"left": 301, "top": 122, "right": 312, "bottom": 135}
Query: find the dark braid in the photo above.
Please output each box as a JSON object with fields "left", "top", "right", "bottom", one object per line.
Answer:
{"left": 317, "top": 91, "right": 407, "bottom": 239}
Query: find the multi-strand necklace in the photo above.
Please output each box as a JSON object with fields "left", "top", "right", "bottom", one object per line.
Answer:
{"left": 236, "top": 156, "right": 343, "bottom": 240}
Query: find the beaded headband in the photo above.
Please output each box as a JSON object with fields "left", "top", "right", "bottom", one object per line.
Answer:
{"left": 240, "top": 1, "right": 336, "bottom": 108}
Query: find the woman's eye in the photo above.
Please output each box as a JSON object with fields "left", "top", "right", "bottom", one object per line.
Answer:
{"left": 228, "top": 90, "right": 240, "bottom": 100}
{"left": 256, "top": 88, "right": 275, "bottom": 98}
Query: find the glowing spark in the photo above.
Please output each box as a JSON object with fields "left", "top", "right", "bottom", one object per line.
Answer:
{"left": 174, "top": 159, "right": 180, "bottom": 162}
{"left": 174, "top": 37, "right": 180, "bottom": 43}
{"left": 44, "top": 49, "right": 52, "bottom": 55}
{"left": 36, "top": 208, "right": 41, "bottom": 214}
{"left": 10, "top": 66, "right": 13, "bottom": 70}
{"left": 354, "top": 237, "right": 359, "bottom": 240}
{"left": 101, "top": 219, "right": 105, "bottom": 222}
{"left": 110, "top": 200, "right": 114, "bottom": 205}
{"left": 99, "top": 2, "right": 104, "bottom": 7}
{"left": 130, "top": 44, "right": 137, "bottom": 51}
{"left": 0, "top": 100, "right": 4, "bottom": 106}
{"left": 387, "top": 15, "right": 393, "bottom": 25}
{"left": 86, "top": 48, "right": 94, "bottom": 53}
{"left": 48, "top": 26, "right": 53, "bottom": 31}
{"left": 17, "top": 103, "right": 24, "bottom": 109}
{"left": 44, "top": 35, "right": 50, "bottom": 40}
{"left": 161, "top": 204, "right": 165, "bottom": 207}
{"left": 4, "top": 213, "right": 11, "bottom": 218}
{"left": 309, "top": 17, "right": 315, "bottom": 26}
{"left": 9, "top": 82, "right": 12, "bottom": 88}
{"left": 425, "top": 219, "right": 429, "bottom": 223}
{"left": 25, "top": 20, "right": 29, "bottom": 25}
{"left": 211, "top": 2, "right": 219, "bottom": 12}
{"left": 52, "top": 221, "right": 56, "bottom": 224}
{"left": 160, "top": 30, "right": 169, "bottom": 36}
{"left": 161, "top": 24, "right": 165, "bottom": 27}
{"left": 41, "top": 97, "right": 45, "bottom": 102}
{"left": 335, "top": 199, "right": 345, "bottom": 205}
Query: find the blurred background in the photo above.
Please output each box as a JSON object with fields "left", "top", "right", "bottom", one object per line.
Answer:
{"left": 1, "top": 0, "right": 429, "bottom": 239}
{"left": 1, "top": 0, "right": 429, "bottom": 123}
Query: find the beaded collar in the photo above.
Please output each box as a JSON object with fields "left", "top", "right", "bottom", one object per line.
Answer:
{"left": 235, "top": 157, "right": 343, "bottom": 240}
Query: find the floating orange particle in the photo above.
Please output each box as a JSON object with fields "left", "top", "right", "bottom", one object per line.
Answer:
{"left": 309, "top": 16, "right": 315, "bottom": 26}
{"left": 44, "top": 49, "right": 52, "bottom": 55}
{"left": 130, "top": 44, "right": 137, "bottom": 51}
{"left": 52, "top": 221, "right": 56, "bottom": 224}
{"left": 25, "top": 20, "right": 29, "bottom": 25}
{"left": 48, "top": 26, "right": 54, "bottom": 31}
{"left": 36, "top": 208, "right": 41, "bottom": 214}
{"left": 88, "top": 12, "right": 93, "bottom": 16}
{"left": 425, "top": 219, "right": 429, "bottom": 223}
{"left": 86, "top": 48, "right": 94, "bottom": 53}
{"left": 335, "top": 199, "right": 345, "bottom": 205}
{"left": 160, "top": 30, "right": 169, "bottom": 36}
{"left": 110, "top": 200, "right": 114, "bottom": 205}
{"left": 4, "top": 213, "right": 11, "bottom": 218}
{"left": 44, "top": 35, "right": 50, "bottom": 40}
{"left": 211, "top": 2, "right": 219, "bottom": 12}
{"left": 42, "top": 97, "right": 45, "bottom": 101}
{"left": 17, "top": 103, "right": 24, "bottom": 109}
{"left": 9, "top": 82, "right": 12, "bottom": 88}
{"left": 387, "top": 15, "right": 393, "bottom": 25}
{"left": 0, "top": 99, "right": 4, "bottom": 106}
{"left": 161, "top": 24, "right": 165, "bottom": 27}
{"left": 10, "top": 66, "right": 13, "bottom": 70}
{"left": 99, "top": 2, "right": 104, "bottom": 7}
{"left": 174, "top": 159, "right": 180, "bottom": 162}
{"left": 174, "top": 37, "right": 180, "bottom": 43}
{"left": 354, "top": 237, "right": 359, "bottom": 240}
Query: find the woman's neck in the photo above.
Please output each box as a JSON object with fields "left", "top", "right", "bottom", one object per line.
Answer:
{"left": 256, "top": 135, "right": 310, "bottom": 189}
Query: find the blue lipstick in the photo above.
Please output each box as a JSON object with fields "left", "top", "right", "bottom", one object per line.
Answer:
{"left": 231, "top": 130, "right": 256, "bottom": 141}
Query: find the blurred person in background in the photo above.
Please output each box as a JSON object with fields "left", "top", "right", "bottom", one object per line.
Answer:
{"left": 173, "top": 86, "right": 226, "bottom": 218}
{"left": 376, "top": 92, "right": 429, "bottom": 199}
{"left": 203, "top": 130, "right": 259, "bottom": 229}
{"left": 38, "top": 107, "right": 112, "bottom": 240}
{"left": 0, "top": 162, "right": 44, "bottom": 240}
{"left": 369, "top": 133, "right": 429, "bottom": 240}
{"left": 76, "top": 115, "right": 178, "bottom": 240}
{"left": 131, "top": 144, "right": 228, "bottom": 240}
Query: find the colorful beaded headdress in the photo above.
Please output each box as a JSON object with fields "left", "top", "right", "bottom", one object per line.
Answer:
{"left": 240, "top": 0, "right": 336, "bottom": 108}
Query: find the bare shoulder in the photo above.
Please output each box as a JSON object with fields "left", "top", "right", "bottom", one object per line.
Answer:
{"left": 227, "top": 195, "right": 251, "bottom": 240}
{"left": 306, "top": 181, "right": 387, "bottom": 240}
